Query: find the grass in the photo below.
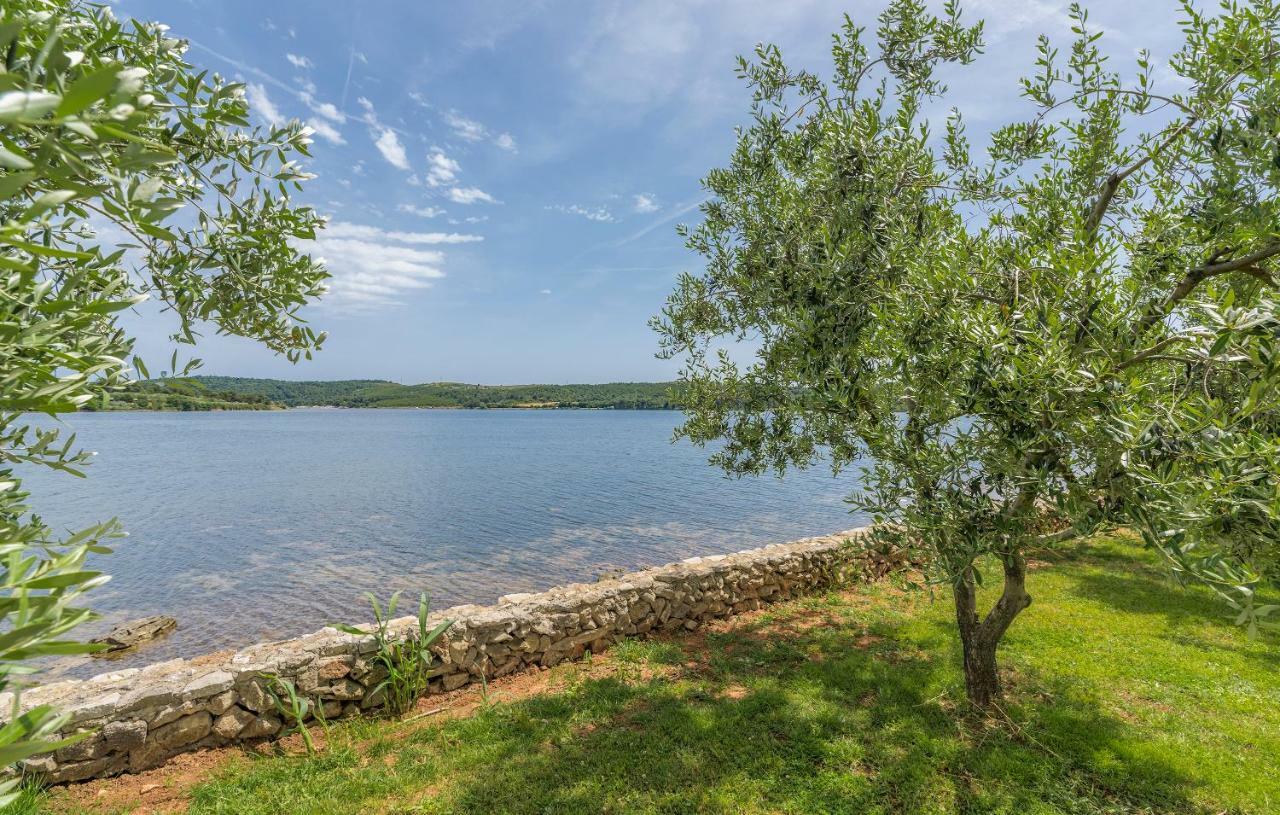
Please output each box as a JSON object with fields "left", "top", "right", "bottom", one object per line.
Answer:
{"left": 40, "top": 535, "right": 1279, "bottom": 814}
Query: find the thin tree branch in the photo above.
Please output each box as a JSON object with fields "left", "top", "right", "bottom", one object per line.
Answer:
{"left": 1084, "top": 119, "right": 1196, "bottom": 239}
{"left": 1139, "top": 240, "right": 1280, "bottom": 332}
{"left": 1115, "top": 334, "right": 1189, "bottom": 371}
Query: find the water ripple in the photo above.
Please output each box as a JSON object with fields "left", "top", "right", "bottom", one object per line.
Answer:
{"left": 23, "top": 409, "right": 866, "bottom": 679}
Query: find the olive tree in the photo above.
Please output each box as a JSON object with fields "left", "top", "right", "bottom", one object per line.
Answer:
{"left": 655, "top": 0, "right": 1280, "bottom": 708}
{"left": 0, "top": 0, "right": 327, "bottom": 797}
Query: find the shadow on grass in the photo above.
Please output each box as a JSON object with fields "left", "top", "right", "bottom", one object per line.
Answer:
{"left": 1062, "top": 558, "right": 1280, "bottom": 671}
{"left": 412, "top": 611, "right": 1201, "bottom": 815}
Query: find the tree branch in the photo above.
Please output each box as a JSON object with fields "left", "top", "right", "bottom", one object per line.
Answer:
{"left": 1115, "top": 334, "right": 1188, "bottom": 371}
{"left": 1084, "top": 119, "right": 1195, "bottom": 240}
{"left": 1139, "top": 240, "right": 1280, "bottom": 332}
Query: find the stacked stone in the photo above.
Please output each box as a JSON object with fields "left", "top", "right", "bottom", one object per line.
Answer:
{"left": 7, "top": 527, "right": 874, "bottom": 784}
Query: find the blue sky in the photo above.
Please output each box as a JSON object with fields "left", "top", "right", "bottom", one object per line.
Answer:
{"left": 115, "top": 0, "right": 1182, "bottom": 384}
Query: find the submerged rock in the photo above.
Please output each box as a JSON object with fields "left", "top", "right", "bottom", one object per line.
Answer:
{"left": 90, "top": 616, "right": 177, "bottom": 656}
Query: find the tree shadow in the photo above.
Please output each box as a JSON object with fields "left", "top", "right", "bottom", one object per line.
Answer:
{"left": 409, "top": 608, "right": 1203, "bottom": 814}
{"left": 1063, "top": 566, "right": 1280, "bottom": 671}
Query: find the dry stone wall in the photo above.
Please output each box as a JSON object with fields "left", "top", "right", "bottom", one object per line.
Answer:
{"left": 9, "top": 527, "right": 879, "bottom": 784}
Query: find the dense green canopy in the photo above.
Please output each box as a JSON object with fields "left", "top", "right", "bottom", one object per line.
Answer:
{"left": 657, "top": 0, "right": 1280, "bottom": 706}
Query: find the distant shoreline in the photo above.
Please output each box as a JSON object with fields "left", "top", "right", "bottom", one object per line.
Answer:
{"left": 87, "top": 403, "right": 680, "bottom": 413}
{"left": 90, "top": 376, "right": 686, "bottom": 412}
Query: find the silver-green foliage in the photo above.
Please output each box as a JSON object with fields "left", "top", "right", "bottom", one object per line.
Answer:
{"left": 655, "top": 0, "right": 1280, "bottom": 705}
{"left": 0, "top": 0, "right": 328, "bottom": 799}
{"left": 335, "top": 592, "right": 452, "bottom": 718}
{"left": 262, "top": 674, "right": 320, "bottom": 756}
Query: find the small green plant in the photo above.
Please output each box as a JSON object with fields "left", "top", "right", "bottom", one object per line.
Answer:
{"left": 335, "top": 592, "right": 451, "bottom": 718}
{"left": 261, "top": 674, "right": 317, "bottom": 756}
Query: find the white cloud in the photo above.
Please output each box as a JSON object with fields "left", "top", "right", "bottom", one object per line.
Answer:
{"left": 246, "top": 82, "right": 284, "bottom": 126}
{"left": 306, "top": 117, "right": 345, "bottom": 145}
{"left": 633, "top": 193, "right": 660, "bottom": 213}
{"left": 323, "top": 222, "right": 481, "bottom": 244}
{"left": 425, "top": 149, "right": 460, "bottom": 187}
{"left": 374, "top": 128, "right": 410, "bottom": 170}
{"left": 549, "top": 203, "right": 615, "bottom": 223}
{"left": 305, "top": 221, "right": 479, "bottom": 311}
{"left": 286, "top": 53, "right": 313, "bottom": 69}
{"left": 300, "top": 92, "right": 345, "bottom": 123}
{"left": 444, "top": 110, "right": 517, "bottom": 152}
{"left": 448, "top": 187, "right": 498, "bottom": 205}
{"left": 539, "top": 288, "right": 552, "bottom": 295}
{"left": 398, "top": 203, "right": 447, "bottom": 218}
{"left": 445, "top": 110, "right": 488, "bottom": 142}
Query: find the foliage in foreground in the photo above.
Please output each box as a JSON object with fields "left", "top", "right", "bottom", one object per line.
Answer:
{"left": 656, "top": 0, "right": 1280, "bottom": 707}
{"left": 0, "top": 0, "right": 327, "bottom": 800}
{"left": 40, "top": 537, "right": 1274, "bottom": 815}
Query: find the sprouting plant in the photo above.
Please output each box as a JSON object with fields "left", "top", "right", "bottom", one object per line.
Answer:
{"left": 478, "top": 660, "right": 493, "bottom": 707}
{"left": 335, "top": 592, "right": 451, "bottom": 717}
{"left": 261, "top": 674, "right": 317, "bottom": 756}
{"left": 311, "top": 692, "right": 333, "bottom": 742}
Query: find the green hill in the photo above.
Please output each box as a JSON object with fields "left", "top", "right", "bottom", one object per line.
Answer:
{"left": 84, "top": 379, "right": 284, "bottom": 412}
{"left": 185, "top": 377, "right": 684, "bottom": 410}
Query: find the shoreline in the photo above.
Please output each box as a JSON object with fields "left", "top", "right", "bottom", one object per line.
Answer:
{"left": 79, "top": 404, "right": 682, "bottom": 413}
{"left": 11, "top": 528, "right": 877, "bottom": 783}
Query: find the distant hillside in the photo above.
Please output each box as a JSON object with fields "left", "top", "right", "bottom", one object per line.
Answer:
{"left": 189, "top": 377, "right": 684, "bottom": 410}
{"left": 84, "top": 379, "right": 284, "bottom": 412}
{"left": 189, "top": 377, "right": 395, "bottom": 407}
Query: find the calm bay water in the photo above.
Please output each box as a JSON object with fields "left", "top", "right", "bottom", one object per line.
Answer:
{"left": 24, "top": 409, "right": 865, "bottom": 679}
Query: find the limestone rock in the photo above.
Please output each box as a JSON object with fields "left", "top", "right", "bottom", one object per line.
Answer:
{"left": 150, "top": 711, "right": 211, "bottom": 752}
{"left": 183, "top": 671, "right": 234, "bottom": 700}
{"left": 239, "top": 714, "right": 282, "bottom": 739}
{"left": 212, "top": 707, "right": 255, "bottom": 740}
{"left": 90, "top": 616, "right": 177, "bottom": 655}
{"left": 103, "top": 719, "right": 147, "bottom": 752}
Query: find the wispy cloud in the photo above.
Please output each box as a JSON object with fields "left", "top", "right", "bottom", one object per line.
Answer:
{"left": 548, "top": 203, "right": 615, "bottom": 223}
{"left": 443, "top": 109, "right": 517, "bottom": 152}
{"left": 357, "top": 96, "right": 412, "bottom": 170}
{"left": 306, "top": 117, "right": 345, "bottom": 145}
{"left": 323, "top": 222, "right": 481, "bottom": 245}
{"left": 374, "top": 128, "right": 410, "bottom": 170}
{"left": 306, "top": 222, "right": 481, "bottom": 312}
{"left": 398, "top": 203, "right": 447, "bottom": 218}
{"left": 245, "top": 82, "right": 284, "bottom": 126}
{"left": 615, "top": 197, "right": 704, "bottom": 246}
{"left": 445, "top": 110, "right": 487, "bottom": 142}
{"left": 286, "top": 53, "right": 313, "bottom": 69}
{"left": 301, "top": 92, "right": 345, "bottom": 123}
{"left": 632, "top": 193, "right": 660, "bottom": 213}
{"left": 425, "top": 149, "right": 460, "bottom": 187}
{"left": 449, "top": 187, "right": 499, "bottom": 205}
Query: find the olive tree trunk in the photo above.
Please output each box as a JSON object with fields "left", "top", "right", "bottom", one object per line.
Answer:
{"left": 951, "top": 552, "right": 1032, "bottom": 709}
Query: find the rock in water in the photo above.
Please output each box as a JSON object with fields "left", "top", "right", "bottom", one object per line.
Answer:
{"left": 90, "top": 616, "right": 177, "bottom": 655}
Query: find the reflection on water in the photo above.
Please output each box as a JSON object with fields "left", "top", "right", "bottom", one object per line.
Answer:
{"left": 22, "top": 409, "right": 866, "bottom": 679}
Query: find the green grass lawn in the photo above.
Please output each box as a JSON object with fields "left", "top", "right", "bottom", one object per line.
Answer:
{"left": 36, "top": 535, "right": 1279, "bottom": 814}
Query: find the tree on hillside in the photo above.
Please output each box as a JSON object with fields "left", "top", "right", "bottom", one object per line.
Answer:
{"left": 655, "top": 0, "right": 1280, "bottom": 708}
{"left": 0, "top": 0, "right": 327, "bottom": 796}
